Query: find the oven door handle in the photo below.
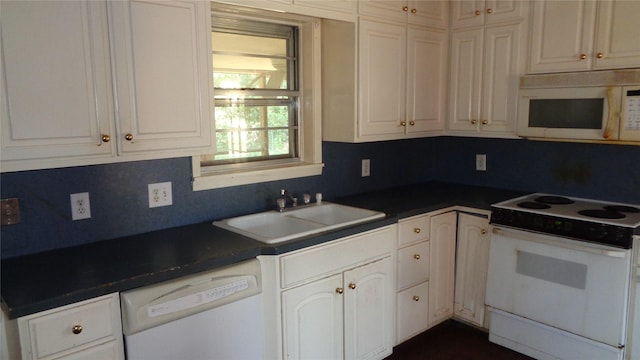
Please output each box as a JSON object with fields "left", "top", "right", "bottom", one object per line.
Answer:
{"left": 492, "top": 227, "right": 628, "bottom": 258}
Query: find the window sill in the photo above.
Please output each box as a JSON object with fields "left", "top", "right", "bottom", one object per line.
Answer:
{"left": 192, "top": 160, "right": 324, "bottom": 191}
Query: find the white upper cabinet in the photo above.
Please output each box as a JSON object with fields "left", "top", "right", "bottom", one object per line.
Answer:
{"left": 448, "top": 22, "right": 523, "bottom": 135}
{"left": 450, "top": 0, "right": 525, "bottom": 28}
{"left": 0, "top": 1, "right": 116, "bottom": 169}
{"left": 529, "top": 0, "right": 640, "bottom": 73}
{"left": 359, "top": 0, "right": 449, "bottom": 28}
{"left": 322, "top": 15, "right": 448, "bottom": 143}
{"left": 109, "top": 0, "right": 212, "bottom": 155}
{"left": 1, "top": 0, "right": 212, "bottom": 172}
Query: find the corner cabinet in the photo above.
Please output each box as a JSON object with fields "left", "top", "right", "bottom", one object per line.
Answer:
{"left": 453, "top": 211, "right": 491, "bottom": 328}
{"left": 261, "top": 225, "right": 396, "bottom": 360}
{"left": 0, "top": 0, "right": 212, "bottom": 172}
{"left": 447, "top": 21, "right": 524, "bottom": 136}
{"left": 428, "top": 211, "right": 457, "bottom": 328}
{"left": 528, "top": 0, "right": 640, "bottom": 74}
{"left": 4, "top": 293, "right": 124, "bottom": 360}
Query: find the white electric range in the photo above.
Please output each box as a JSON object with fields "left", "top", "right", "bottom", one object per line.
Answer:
{"left": 486, "top": 193, "right": 640, "bottom": 360}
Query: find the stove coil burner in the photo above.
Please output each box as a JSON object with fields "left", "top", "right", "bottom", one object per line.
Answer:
{"left": 578, "top": 209, "right": 626, "bottom": 219}
{"left": 604, "top": 205, "right": 640, "bottom": 213}
{"left": 535, "top": 196, "right": 574, "bottom": 205}
{"left": 517, "top": 202, "right": 552, "bottom": 210}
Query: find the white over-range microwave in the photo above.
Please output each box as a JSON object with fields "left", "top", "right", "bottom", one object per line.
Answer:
{"left": 517, "top": 69, "right": 640, "bottom": 143}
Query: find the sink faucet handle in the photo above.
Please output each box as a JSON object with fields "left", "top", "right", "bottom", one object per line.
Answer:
{"left": 280, "top": 189, "right": 286, "bottom": 197}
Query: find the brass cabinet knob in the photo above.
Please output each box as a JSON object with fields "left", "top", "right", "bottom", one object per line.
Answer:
{"left": 336, "top": 287, "right": 344, "bottom": 294}
{"left": 481, "top": 229, "right": 488, "bottom": 235}
{"left": 413, "top": 296, "right": 420, "bottom": 301}
{"left": 411, "top": 8, "right": 417, "bottom": 14}
{"left": 409, "top": 121, "right": 415, "bottom": 126}
{"left": 475, "top": 10, "right": 481, "bottom": 15}
{"left": 403, "top": 6, "right": 408, "bottom": 11}
{"left": 400, "top": 121, "right": 407, "bottom": 127}
{"left": 597, "top": 52, "right": 604, "bottom": 59}
{"left": 72, "top": 325, "right": 83, "bottom": 335}
{"left": 414, "top": 227, "right": 421, "bottom": 234}
{"left": 580, "top": 53, "right": 587, "bottom": 60}
{"left": 487, "top": 8, "right": 493, "bottom": 14}
{"left": 413, "top": 254, "right": 421, "bottom": 260}
{"left": 481, "top": 119, "right": 488, "bottom": 125}
{"left": 471, "top": 119, "right": 478, "bottom": 125}
{"left": 101, "top": 134, "right": 111, "bottom": 143}
{"left": 349, "top": 283, "right": 356, "bottom": 290}
{"left": 125, "top": 133, "right": 134, "bottom": 141}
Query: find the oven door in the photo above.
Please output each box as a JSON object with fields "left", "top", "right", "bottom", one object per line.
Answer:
{"left": 486, "top": 226, "right": 631, "bottom": 347}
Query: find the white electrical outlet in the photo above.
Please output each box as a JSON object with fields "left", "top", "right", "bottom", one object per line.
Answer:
{"left": 70, "top": 192, "right": 91, "bottom": 220}
{"left": 361, "top": 159, "right": 371, "bottom": 177}
{"left": 476, "top": 154, "right": 487, "bottom": 171}
{"left": 148, "top": 182, "right": 172, "bottom": 208}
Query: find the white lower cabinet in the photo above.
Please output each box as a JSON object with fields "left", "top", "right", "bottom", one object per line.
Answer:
{"left": 263, "top": 225, "right": 395, "bottom": 360}
{"left": 453, "top": 211, "right": 491, "bottom": 328}
{"left": 428, "top": 211, "right": 457, "bottom": 328}
{"left": 395, "top": 214, "right": 431, "bottom": 344}
{"left": 7, "top": 293, "right": 124, "bottom": 360}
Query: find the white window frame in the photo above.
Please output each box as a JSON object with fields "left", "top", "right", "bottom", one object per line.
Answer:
{"left": 192, "top": 4, "right": 323, "bottom": 191}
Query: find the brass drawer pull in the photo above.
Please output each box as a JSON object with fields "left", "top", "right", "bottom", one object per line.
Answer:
{"left": 414, "top": 254, "right": 421, "bottom": 260}
{"left": 72, "top": 325, "right": 83, "bottom": 335}
{"left": 414, "top": 228, "right": 421, "bottom": 234}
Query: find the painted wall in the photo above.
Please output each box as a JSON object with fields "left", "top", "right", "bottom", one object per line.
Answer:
{"left": 1, "top": 137, "right": 639, "bottom": 259}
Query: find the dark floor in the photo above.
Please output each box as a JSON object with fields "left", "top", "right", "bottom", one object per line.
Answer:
{"left": 385, "top": 320, "right": 534, "bottom": 360}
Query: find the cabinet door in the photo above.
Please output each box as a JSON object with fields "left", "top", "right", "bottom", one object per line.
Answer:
{"left": 448, "top": 28, "right": 483, "bottom": 132}
{"left": 344, "top": 257, "right": 393, "bottom": 360}
{"left": 358, "top": 19, "right": 406, "bottom": 140}
{"left": 282, "top": 274, "right": 344, "bottom": 360}
{"left": 109, "top": 0, "right": 212, "bottom": 154}
{"left": 529, "top": 0, "right": 597, "bottom": 73}
{"left": 454, "top": 213, "right": 490, "bottom": 327}
{"left": 408, "top": 0, "right": 448, "bottom": 28}
{"left": 479, "top": 23, "right": 521, "bottom": 134}
{"left": 428, "top": 212, "right": 456, "bottom": 327}
{"left": 358, "top": 0, "right": 407, "bottom": 22}
{"left": 406, "top": 27, "right": 447, "bottom": 134}
{"left": 0, "top": 1, "right": 114, "bottom": 167}
{"left": 594, "top": 0, "right": 640, "bottom": 70}
{"left": 450, "top": 0, "right": 485, "bottom": 28}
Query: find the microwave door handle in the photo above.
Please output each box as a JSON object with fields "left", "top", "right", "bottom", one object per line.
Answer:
{"left": 604, "top": 87, "right": 618, "bottom": 139}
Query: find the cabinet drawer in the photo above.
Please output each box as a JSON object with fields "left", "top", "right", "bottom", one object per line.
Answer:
{"left": 280, "top": 225, "right": 394, "bottom": 288}
{"left": 396, "top": 281, "right": 429, "bottom": 343}
{"left": 397, "top": 241, "right": 430, "bottom": 290}
{"left": 398, "top": 215, "right": 430, "bottom": 247}
{"left": 19, "top": 294, "right": 120, "bottom": 359}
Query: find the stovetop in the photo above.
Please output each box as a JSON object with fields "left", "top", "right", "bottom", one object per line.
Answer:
{"left": 491, "top": 193, "right": 640, "bottom": 249}
{"left": 494, "top": 193, "right": 640, "bottom": 228}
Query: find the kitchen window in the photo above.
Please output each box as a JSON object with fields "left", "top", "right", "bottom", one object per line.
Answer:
{"left": 192, "top": 5, "right": 322, "bottom": 191}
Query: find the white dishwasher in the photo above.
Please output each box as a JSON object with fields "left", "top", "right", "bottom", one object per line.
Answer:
{"left": 120, "top": 259, "right": 264, "bottom": 360}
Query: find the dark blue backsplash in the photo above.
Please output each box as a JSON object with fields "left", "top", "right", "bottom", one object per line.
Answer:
{"left": 2, "top": 137, "right": 639, "bottom": 258}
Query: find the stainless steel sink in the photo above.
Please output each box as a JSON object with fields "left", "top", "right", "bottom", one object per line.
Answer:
{"left": 213, "top": 202, "right": 385, "bottom": 244}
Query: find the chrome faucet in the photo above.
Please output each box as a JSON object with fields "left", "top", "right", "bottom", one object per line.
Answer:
{"left": 278, "top": 189, "right": 298, "bottom": 211}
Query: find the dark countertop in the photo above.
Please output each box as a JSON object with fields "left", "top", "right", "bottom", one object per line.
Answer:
{"left": 1, "top": 181, "right": 528, "bottom": 319}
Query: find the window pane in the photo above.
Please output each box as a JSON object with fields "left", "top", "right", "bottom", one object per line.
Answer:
{"left": 212, "top": 32, "right": 289, "bottom": 90}
{"left": 213, "top": 103, "right": 297, "bottom": 162}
